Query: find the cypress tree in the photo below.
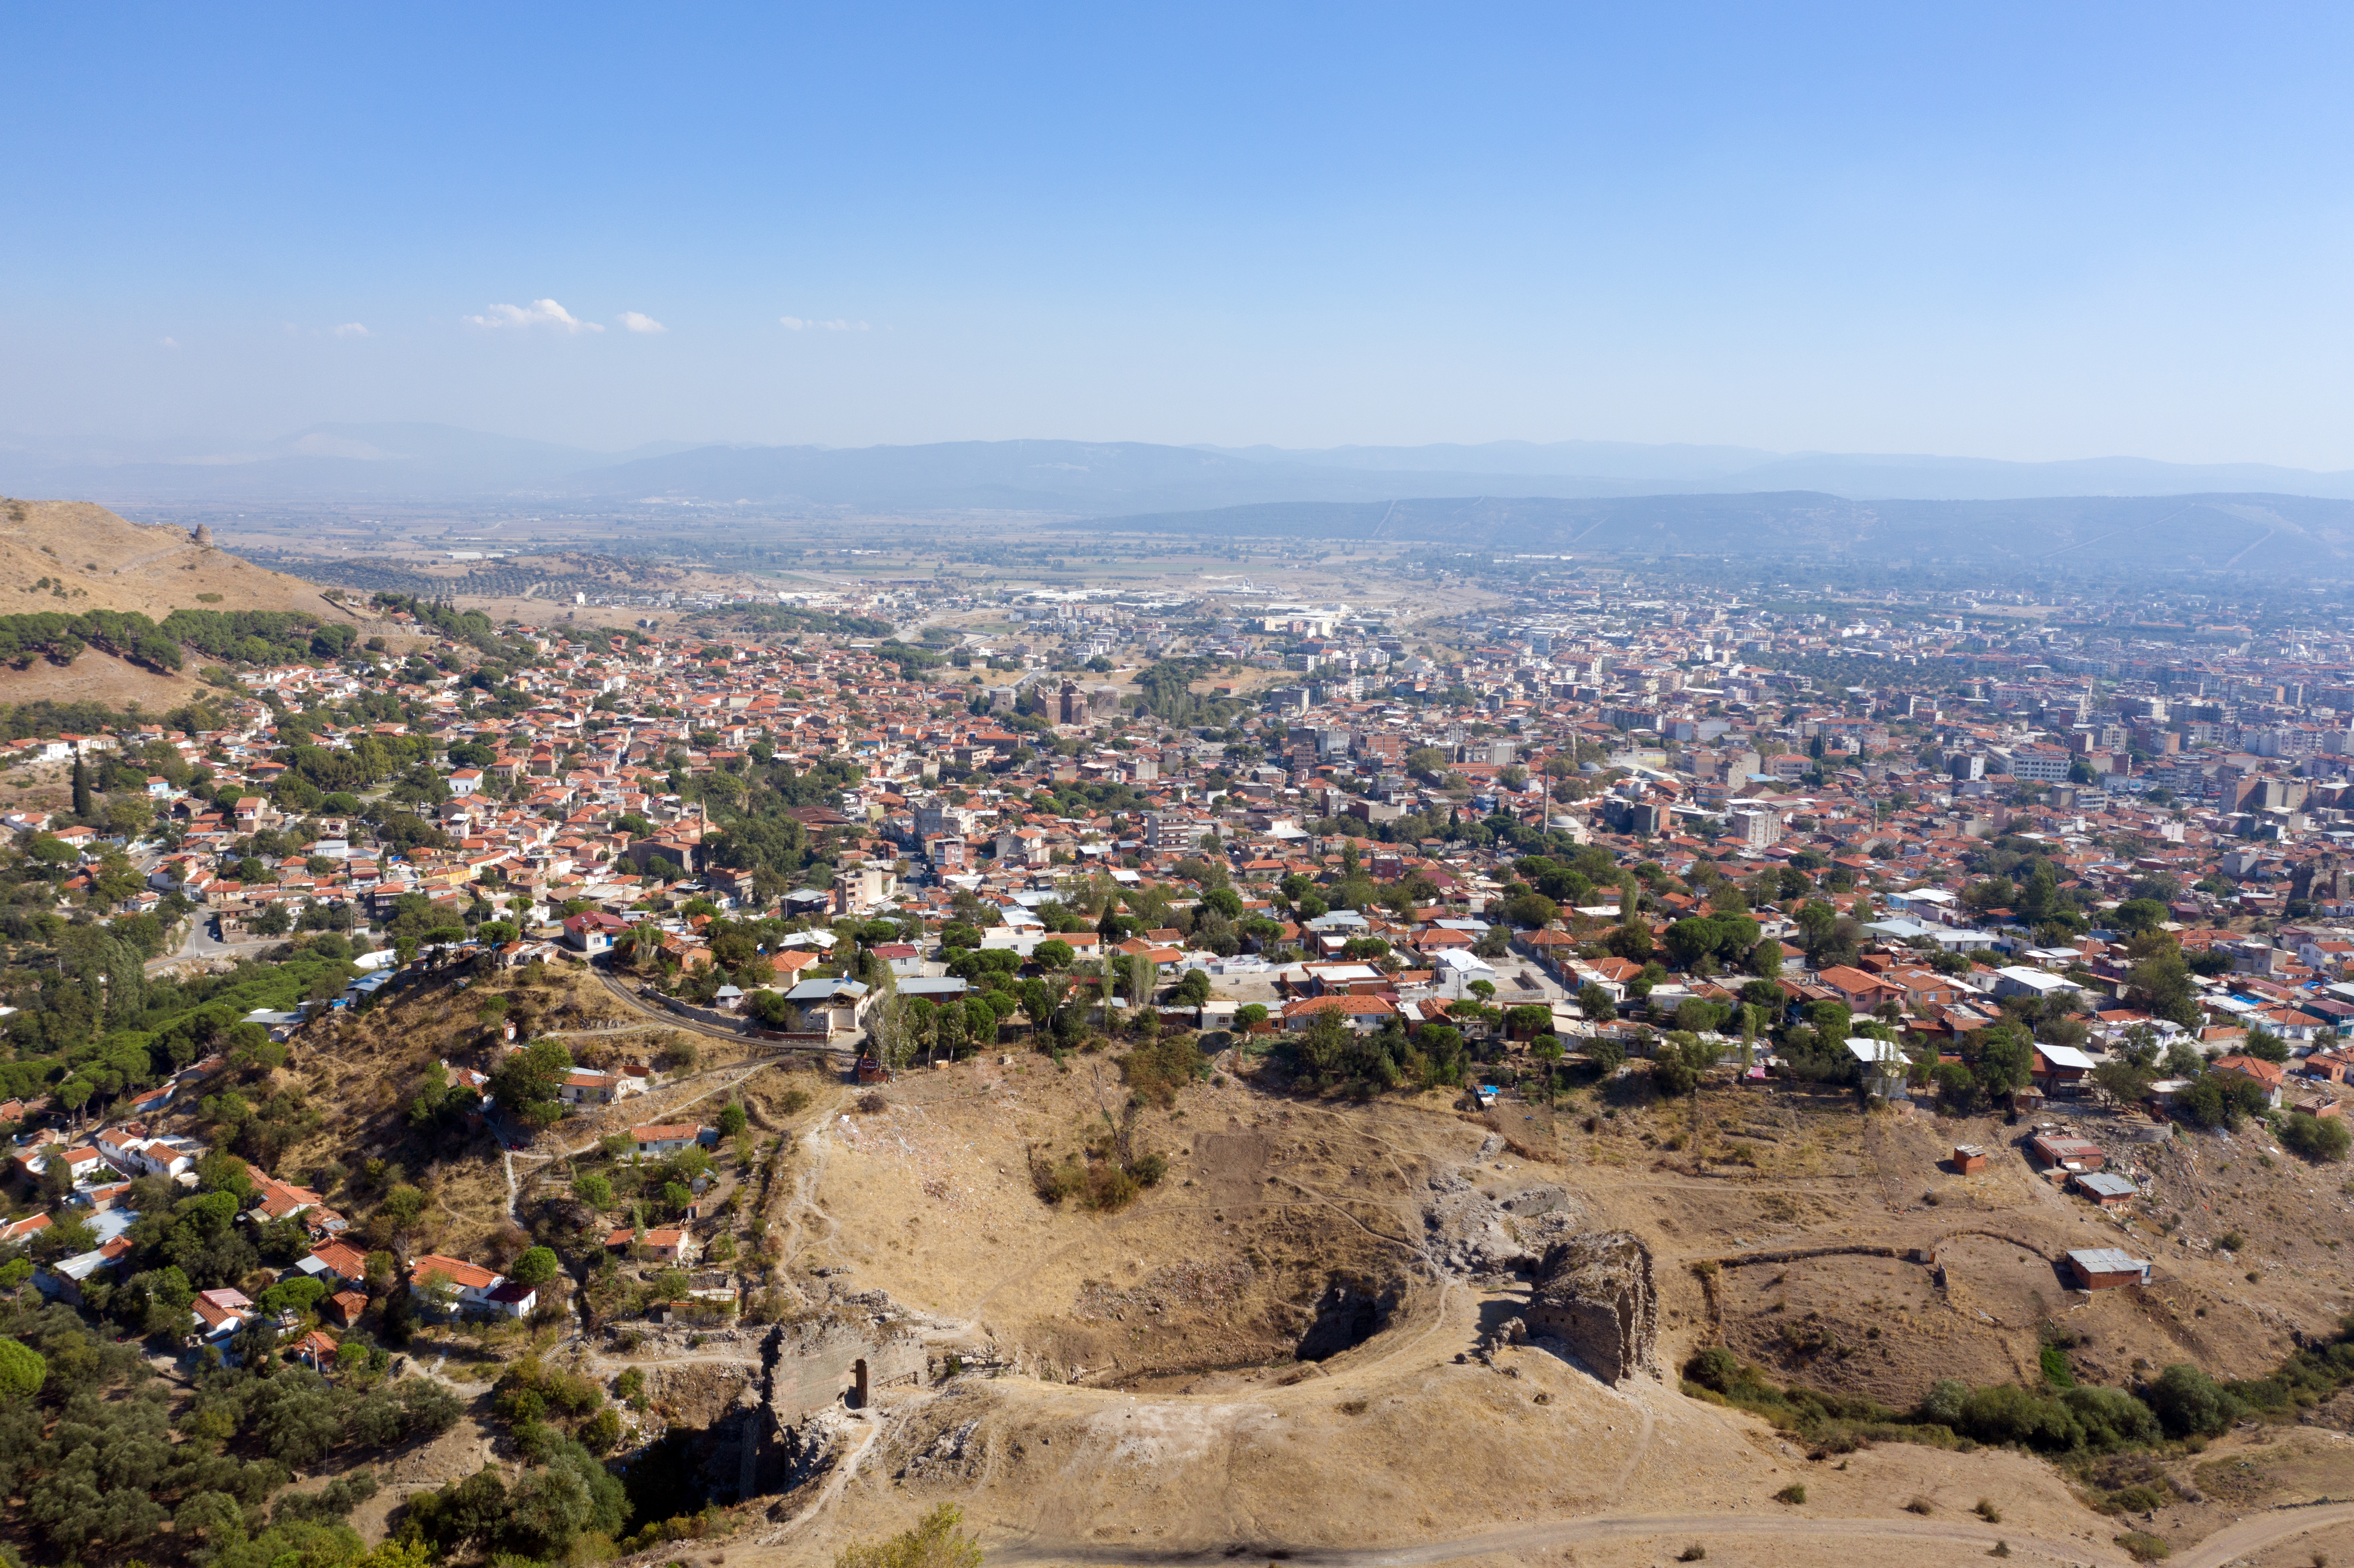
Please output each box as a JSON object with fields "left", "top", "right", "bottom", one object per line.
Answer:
{"left": 70, "top": 756, "right": 91, "bottom": 820}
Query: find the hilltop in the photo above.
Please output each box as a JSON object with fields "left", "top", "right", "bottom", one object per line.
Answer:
{"left": 0, "top": 496, "right": 385, "bottom": 705}
{"left": 0, "top": 497, "right": 348, "bottom": 621}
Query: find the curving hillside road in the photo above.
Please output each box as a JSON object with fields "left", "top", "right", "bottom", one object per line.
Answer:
{"left": 143, "top": 914, "right": 281, "bottom": 972}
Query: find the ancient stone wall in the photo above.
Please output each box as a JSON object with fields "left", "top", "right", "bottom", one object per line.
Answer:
{"left": 1523, "top": 1230, "right": 1657, "bottom": 1385}
{"left": 766, "top": 1315, "right": 927, "bottom": 1423}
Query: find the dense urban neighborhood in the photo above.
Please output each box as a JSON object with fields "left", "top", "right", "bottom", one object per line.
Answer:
{"left": 0, "top": 556, "right": 2348, "bottom": 1567}
{"left": 15, "top": 574, "right": 2354, "bottom": 1115}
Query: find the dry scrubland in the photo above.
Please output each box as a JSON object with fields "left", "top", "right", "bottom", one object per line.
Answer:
{"left": 636, "top": 1048, "right": 2354, "bottom": 1568}
{"left": 125, "top": 957, "right": 2354, "bottom": 1567}
{"left": 0, "top": 499, "right": 343, "bottom": 620}
{"left": 285, "top": 962, "right": 776, "bottom": 1254}
{"left": 0, "top": 498, "right": 421, "bottom": 703}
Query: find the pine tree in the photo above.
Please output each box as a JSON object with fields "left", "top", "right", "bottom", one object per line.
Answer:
{"left": 70, "top": 756, "right": 91, "bottom": 820}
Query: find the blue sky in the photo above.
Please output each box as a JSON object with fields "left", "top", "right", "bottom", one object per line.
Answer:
{"left": 6, "top": 2, "right": 2354, "bottom": 464}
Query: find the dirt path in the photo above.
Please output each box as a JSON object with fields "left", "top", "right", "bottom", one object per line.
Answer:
{"left": 1606, "top": 1383, "right": 1657, "bottom": 1503}
{"left": 751, "top": 1411, "right": 887, "bottom": 1547}
{"left": 2173, "top": 1501, "right": 2354, "bottom": 1568}
{"left": 981, "top": 1509, "right": 2113, "bottom": 1566}
{"left": 775, "top": 1093, "right": 849, "bottom": 1271}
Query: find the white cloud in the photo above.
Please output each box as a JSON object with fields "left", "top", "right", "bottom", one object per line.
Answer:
{"left": 331, "top": 322, "right": 371, "bottom": 338}
{"left": 779, "top": 316, "right": 869, "bottom": 332}
{"left": 159, "top": 337, "right": 180, "bottom": 349}
{"left": 464, "top": 298, "right": 604, "bottom": 333}
{"left": 617, "top": 311, "right": 666, "bottom": 334}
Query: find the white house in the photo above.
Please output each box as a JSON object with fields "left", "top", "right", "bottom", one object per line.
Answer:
{"left": 134, "top": 1133, "right": 204, "bottom": 1180}
{"left": 408, "top": 1254, "right": 536, "bottom": 1319}
{"left": 559, "top": 1070, "right": 644, "bottom": 1107}
{"left": 629, "top": 1122, "right": 716, "bottom": 1157}
{"left": 779, "top": 979, "right": 875, "bottom": 1038}
{"left": 1991, "top": 966, "right": 2083, "bottom": 1004}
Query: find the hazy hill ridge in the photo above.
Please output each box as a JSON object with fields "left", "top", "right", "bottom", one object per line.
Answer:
{"left": 10, "top": 425, "right": 2354, "bottom": 508}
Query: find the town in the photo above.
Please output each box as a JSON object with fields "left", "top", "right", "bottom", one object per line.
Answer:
{"left": 0, "top": 541, "right": 2345, "bottom": 1565}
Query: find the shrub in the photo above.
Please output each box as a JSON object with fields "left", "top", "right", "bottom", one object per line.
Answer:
{"left": 1954, "top": 1383, "right": 2087, "bottom": 1452}
{"left": 1121, "top": 1035, "right": 1205, "bottom": 1107}
{"left": 2062, "top": 1386, "right": 2161, "bottom": 1449}
{"left": 1774, "top": 1484, "right": 1806, "bottom": 1505}
{"left": 493, "top": 1355, "right": 605, "bottom": 1428}
{"left": 2146, "top": 1363, "right": 2240, "bottom": 1438}
{"left": 1920, "top": 1378, "right": 1968, "bottom": 1427}
{"left": 1688, "top": 1346, "right": 1742, "bottom": 1393}
{"left": 2282, "top": 1113, "right": 2351, "bottom": 1163}
{"left": 1678, "top": 1547, "right": 1706, "bottom": 1562}
{"left": 1905, "top": 1497, "right": 1934, "bottom": 1515}
{"left": 270, "top": 1471, "right": 379, "bottom": 1525}
{"left": 2115, "top": 1531, "right": 2171, "bottom": 1561}
{"left": 579, "top": 1405, "right": 623, "bottom": 1453}
{"left": 834, "top": 1503, "right": 985, "bottom": 1568}
{"left": 1975, "top": 1500, "right": 2002, "bottom": 1523}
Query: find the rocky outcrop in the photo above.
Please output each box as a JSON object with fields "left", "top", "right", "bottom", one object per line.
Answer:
{"left": 1421, "top": 1169, "right": 1588, "bottom": 1277}
{"left": 1295, "top": 1276, "right": 1401, "bottom": 1361}
{"left": 1523, "top": 1231, "right": 1657, "bottom": 1385}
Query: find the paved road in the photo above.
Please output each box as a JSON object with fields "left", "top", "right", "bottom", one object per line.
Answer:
{"left": 144, "top": 914, "right": 280, "bottom": 972}
{"left": 588, "top": 963, "right": 858, "bottom": 1067}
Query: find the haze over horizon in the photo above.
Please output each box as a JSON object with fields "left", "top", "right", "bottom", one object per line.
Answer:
{"left": 9, "top": 4, "right": 2354, "bottom": 471}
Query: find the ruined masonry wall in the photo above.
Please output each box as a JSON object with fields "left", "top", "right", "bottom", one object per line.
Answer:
{"left": 766, "top": 1317, "right": 927, "bottom": 1422}
{"left": 1523, "top": 1230, "right": 1658, "bottom": 1385}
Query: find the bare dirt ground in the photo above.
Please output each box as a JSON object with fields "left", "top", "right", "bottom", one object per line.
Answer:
{"left": 687, "top": 1060, "right": 2354, "bottom": 1568}
{"left": 0, "top": 498, "right": 343, "bottom": 619}
{"left": 0, "top": 647, "right": 215, "bottom": 709}
{"left": 271, "top": 974, "right": 2354, "bottom": 1568}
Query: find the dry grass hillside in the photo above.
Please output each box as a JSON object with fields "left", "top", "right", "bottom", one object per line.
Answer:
{"left": 0, "top": 497, "right": 349, "bottom": 620}
{"left": 705, "top": 1058, "right": 2354, "bottom": 1568}
{"left": 149, "top": 957, "right": 2354, "bottom": 1568}
{"left": 0, "top": 645, "right": 221, "bottom": 710}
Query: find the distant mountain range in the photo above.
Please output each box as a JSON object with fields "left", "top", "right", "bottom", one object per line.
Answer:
{"left": 8, "top": 423, "right": 2354, "bottom": 510}
{"left": 0, "top": 423, "right": 694, "bottom": 504}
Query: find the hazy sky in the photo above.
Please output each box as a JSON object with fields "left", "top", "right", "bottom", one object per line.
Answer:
{"left": 8, "top": 3, "right": 2354, "bottom": 465}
